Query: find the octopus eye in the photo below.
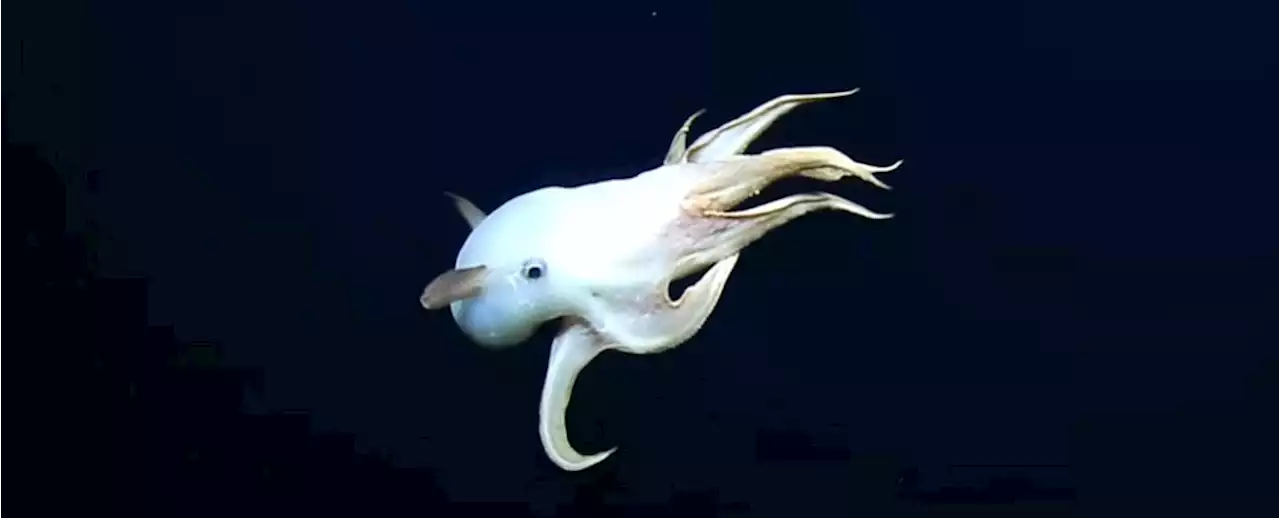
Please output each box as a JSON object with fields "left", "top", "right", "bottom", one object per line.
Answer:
{"left": 521, "top": 259, "right": 547, "bottom": 280}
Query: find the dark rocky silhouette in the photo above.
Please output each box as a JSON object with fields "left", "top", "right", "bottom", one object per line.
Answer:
{"left": 10, "top": 143, "right": 467, "bottom": 516}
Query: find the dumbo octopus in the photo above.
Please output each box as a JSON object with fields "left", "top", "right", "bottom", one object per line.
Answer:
{"left": 420, "top": 89, "right": 903, "bottom": 471}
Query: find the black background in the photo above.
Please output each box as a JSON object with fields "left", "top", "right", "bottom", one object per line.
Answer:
{"left": 9, "top": 0, "right": 1275, "bottom": 515}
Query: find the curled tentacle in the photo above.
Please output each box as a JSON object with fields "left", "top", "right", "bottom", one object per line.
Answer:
{"left": 539, "top": 321, "right": 617, "bottom": 471}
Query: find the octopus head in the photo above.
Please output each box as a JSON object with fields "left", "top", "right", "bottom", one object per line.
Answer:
{"left": 420, "top": 187, "right": 590, "bottom": 348}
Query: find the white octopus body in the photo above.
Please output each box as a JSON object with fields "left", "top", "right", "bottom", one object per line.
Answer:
{"left": 421, "top": 89, "right": 903, "bottom": 471}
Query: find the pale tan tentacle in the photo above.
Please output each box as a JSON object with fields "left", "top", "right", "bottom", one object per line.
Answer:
{"left": 664, "top": 109, "right": 707, "bottom": 165}
{"left": 588, "top": 254, "right": 740, "bottom": 355}
{"left": 684, "top": 146, "right": 902, "bottom": 215}
{"left": 707, "top": 191, "right": 893, "bottom": 221}
{"left": 539, "top": 321, "right": 617, "bottom": 471}
{"left": 683, "top": 89, "right": 859, "bottom": 163}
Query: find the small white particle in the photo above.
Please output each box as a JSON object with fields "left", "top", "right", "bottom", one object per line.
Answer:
{"left": 651, "top": 11, "right": 657, "bottom": 17}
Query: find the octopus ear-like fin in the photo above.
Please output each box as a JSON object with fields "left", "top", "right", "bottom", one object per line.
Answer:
{"left": 420, "top": 265, "right": 488, "bottom": 310}
{"left": 539, "top": 321, "right": 618, "bottom": 471}
{"left": 664, "top": 109, "right": 706, "bottom": 165}
{"left": 444, "top": 192, "right": 486, "bottom": 230}
{"left": 683, "top": 89, "right": 859, "bottom": 164}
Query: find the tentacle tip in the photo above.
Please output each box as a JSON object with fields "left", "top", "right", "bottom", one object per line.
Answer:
{"left": 822, "top": 87, "right": 859, "bottom": 97}
{"left": 554, "top": 447, "right": 618, "bottom": 472}
{"left": 869, "top": 178, "right": 892, "bottom": 190}
{"left": 680, "top": 109, "right": 706, "bottom": 130}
